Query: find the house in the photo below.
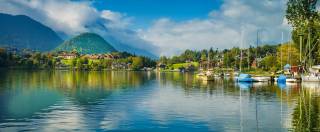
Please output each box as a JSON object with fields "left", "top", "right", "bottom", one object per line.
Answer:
{"left": 81, "top": 54, "right": 116, "bottom": 60}
{"left": 112, "top": 62, "right": 130, "bottom": 69}
{"left": 82, "top": 54, "right": 103, "bottom": 60}
{"left": 58, "top": 52, "right": 78, "bottom": 59}
{"left": 103, "top": 54, "right": 114, "bottom": 59}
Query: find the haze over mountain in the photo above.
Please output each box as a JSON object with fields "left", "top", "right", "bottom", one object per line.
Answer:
{"left": 0, "top": 13, "right": 62, "bottom": 51}
{"left": 0, "top": 12, "right": 157, "bottom": 58}
{"left": 55, "top": 33, "right": 117, "bottom": 54}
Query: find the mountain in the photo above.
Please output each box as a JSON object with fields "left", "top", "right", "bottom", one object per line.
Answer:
{"left": 114, "top": 43, "right": 158, "bottom": 58}
{"left": 55, "top": 33, "right": 117, "bottom": 54}
{"left": 0, "top": 13, "right": 63, "bottom": 51}
{"left": 96, "top": 29, "right": 159, "bottom": 58}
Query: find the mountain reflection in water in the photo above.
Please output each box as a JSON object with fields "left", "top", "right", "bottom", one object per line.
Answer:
{"left": 0, "top": 70, "right": 319, "bottom": 131}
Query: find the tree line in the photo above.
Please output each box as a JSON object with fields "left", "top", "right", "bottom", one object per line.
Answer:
{"left": 0, "top": 48, "right": 156, "bottom": 70}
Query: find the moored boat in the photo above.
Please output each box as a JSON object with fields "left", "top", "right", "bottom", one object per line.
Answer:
{"left": 237, "top": 73, "right": 254, "bottom": 82}
{"left": 302, "top": 75, "right": 320, "bottom": 82}
{"left": 302, "top": 65, "right": 320, "bottom": 82}
{"left": 252, "top": 76, "right": 271, "bottom": 82}
{"left": 197, "top": 71, "right": 215, "bottom": 81}
{"left": 274, "top": 74, "right": 298, "bottom": 83}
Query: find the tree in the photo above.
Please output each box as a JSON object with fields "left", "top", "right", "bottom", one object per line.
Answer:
{"left": 0, "top": 48, "right": 7, "bottom": 67}
{"left": 200, "top": 49, "right": 208, "bottom": 61}
{"left": 76, "top": 58, "right": 82, "bottom": 70}
{"left": 209, "top": 48, "right": 214, "bottom": 60}
{"left": 286, "top": 0, "right": 320, "bottom": 64}
{"left": 260, "top": 55, "right": 277, "bottom": 71}
{"left": 159, "top": 56, "right": 168, "bottom": 64}
{"left": 286, "top": 0, "right": 318, "bottom": 28}
{"left": 277, "top": 43, "right": 300, "bottom": 67}
{"left": 131, "top": 57, "right": 143, "bottom": 70}
{"left": 71, "top": 58, "right": 77, "bottom": 68}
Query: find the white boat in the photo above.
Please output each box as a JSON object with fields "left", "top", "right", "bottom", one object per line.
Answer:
{"left": 302, "top": 74, "right": 320, "bottom": 82}
{"left": 252, "top": 76, "right": 270, "bottom": 82}
{"left": 302, "top": 66, "right": 320, "bottom": 82}
{"left": 286, "top": 78, "right": 298, "bottom": 83}
{"left": 274, "top": 77, "right": 298, "bottom": 83}
{"left": 197, "top": 71, "right": 215, "bottom": 81}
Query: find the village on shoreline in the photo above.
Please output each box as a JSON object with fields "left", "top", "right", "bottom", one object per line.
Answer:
{"left": 0, "top": 42, "right": 300, "bottom": 77}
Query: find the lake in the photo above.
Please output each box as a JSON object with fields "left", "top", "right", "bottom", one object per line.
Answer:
{"left": 0, "top": 70, "right": 319, "bottom": 131}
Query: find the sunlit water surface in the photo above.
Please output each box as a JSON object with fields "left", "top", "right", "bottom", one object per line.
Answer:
{"left": 0, "top": 70, "right": 319, "bottom": 131}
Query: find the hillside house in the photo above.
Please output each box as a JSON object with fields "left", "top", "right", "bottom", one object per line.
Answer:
{"left": 58, "top": 52, "right": 78, "bottom": 59}
{"left": 112, "top": 62, "right": 131, "bottom": 69}
{"left": 81, "top": 54, "right": 116, "bottom": 60}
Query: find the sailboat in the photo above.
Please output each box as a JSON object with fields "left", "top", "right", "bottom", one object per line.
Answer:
{"left": 302, "top": 65, "right": 320, "bottom": 82}
{"left": 274, "top": 32, "right": 299, "bottom": 83}
{"left": 251, "top": 30, "right": 271, "bottom": 82}
{"left": 236, "top": 28, "right": 254, "bottom": 82}
{"left": 197, "top": 55, "right": 215, "bottom": 81}
{"left": 302, "top": 29, "right": 320, "bottom": 82}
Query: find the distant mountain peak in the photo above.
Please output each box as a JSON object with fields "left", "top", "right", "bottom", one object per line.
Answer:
{"left": 55, "top": 32, "right": 117, "bottom": 54}
{"left": 0, "top": 13, "right": 63, "bottom": 51}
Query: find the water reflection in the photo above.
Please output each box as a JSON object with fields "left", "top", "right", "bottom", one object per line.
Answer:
{"left": 0, "top": 70, "right": 154, "bottom": 131}
{"left": 290, "top": 83, "right": 320, "bottom": 132}
{"left": 0, "top": 71, "right": 319, "bottom": 131}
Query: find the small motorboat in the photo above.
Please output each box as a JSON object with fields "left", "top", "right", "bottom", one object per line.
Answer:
{"left": 252, "top": 76, "right": 271, "bottom": 82}
{"left": 274, "top": 74, "right": 298, "bottom": 83}
{"left": 302, "top": 65, "right": 320, "bottom": 82}
{"left": 237, "top": 73, "right": 254, "bottom": 82}
{"left": 302, "top": 74, "right": 320, "bottom": 82}
{"left": 275, "top": 74, "right": 286, "bottom": 83}
{"left": 197, "top": 71, "right": 215, "bottom": 81}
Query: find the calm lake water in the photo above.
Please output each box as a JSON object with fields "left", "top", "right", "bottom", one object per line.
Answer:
{"left": 0, "top": 70, "right": 319, "bottom": 131}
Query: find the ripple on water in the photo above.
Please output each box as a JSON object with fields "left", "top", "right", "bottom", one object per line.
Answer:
{"left": 0, "top": 71, "right": 317, "bottom": 131}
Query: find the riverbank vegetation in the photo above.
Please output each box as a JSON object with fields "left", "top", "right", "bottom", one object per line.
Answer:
{"left": 158, "top": 45, "right": 284, "bottom": 73}
{"left": 0, "top": 47, "right": 156, "bottom": 70}
{"left": 158, "top": 0, "right": 320, "bottom": 74}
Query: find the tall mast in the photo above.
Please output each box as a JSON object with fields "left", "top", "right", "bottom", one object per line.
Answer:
{"left": 281, "top": 32, "right": 283, "bottom": 69}
{"left": 308, "top": 27, "right": 311, "bottom": 68}
{"left": 256, "top": 30, "right": 259, "bottom": 56}
{"left": 240, "top": 29, "right": 243, "bottom": 72}
{"left": 299, "top": 28, "right": 303, "bottom": 64}
{"left": 248, "top": 46, "right": 250, "bottom": 69}
{"left": 256, "top": 30, "right": 259, "bottom": 68}
{"left": 287, "top": 31, "right": 290, "bottom": 64}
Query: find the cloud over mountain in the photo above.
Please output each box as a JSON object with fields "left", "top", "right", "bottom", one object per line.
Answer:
{"left": 0, "top": 0, "right": 159, "bottom": 56}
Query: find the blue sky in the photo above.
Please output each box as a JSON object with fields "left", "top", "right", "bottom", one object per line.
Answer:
{"left": 0, "top": 0, "right": 291, "bottom": 56}
{"left": 93, "top": 0, "right": 222, "bottom": 29}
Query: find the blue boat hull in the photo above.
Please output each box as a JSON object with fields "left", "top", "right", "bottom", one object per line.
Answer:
{"left": 237, "top": 78, "right": 254, "bottom": 82}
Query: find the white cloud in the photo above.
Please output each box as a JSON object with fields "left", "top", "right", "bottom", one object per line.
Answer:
{"left": 139, "top": 0, "right": 292, "bottom": 56}
{"left": 101, "top": 10, "right": 132, "bottom": 29}
{"left": 0, "top": 0, "right": 292, "bottom": 56}
{"left": 0, "top": 0, "right": 159, "bottom": 56}
{"left": 0, "top": 0, "right": 99, "bottom": 35}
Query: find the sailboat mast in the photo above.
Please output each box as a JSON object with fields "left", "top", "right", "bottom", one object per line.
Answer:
{"left": 207, "top": 53, "right": 210, "bottom": 70}
{"left": 287, "top": 31, "right": 290, "bottom": 64}
{"left": 248, "top": 47, "right": 250, "bottom": 69}
{"left": 308, "top": 27, "right": 311, "bottom": 68}
{"left": 240, "top": 29, "right": 243, "bottom": 72}
{"left": 256, "top": 30, "right": 259, "bottom": 68}
{"left": 281, "top": 32, "right": 283, "bottom": 69}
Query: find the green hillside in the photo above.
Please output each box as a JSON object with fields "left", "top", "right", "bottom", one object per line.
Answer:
{"left": 55, "top": 33, "right": 117, "bottom": 54}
